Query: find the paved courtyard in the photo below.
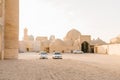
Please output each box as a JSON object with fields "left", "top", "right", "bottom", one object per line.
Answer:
{"left": 0, "top": 53, "right": 120, "bottom": 80}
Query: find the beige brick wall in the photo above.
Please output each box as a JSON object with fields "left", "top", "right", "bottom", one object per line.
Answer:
{"left": 95, "top": 45, "right": 108, "bottom": 54}
{"left": 95, "top": 44, "right": 120, "bottom": 55}
{"left": 4, "top": 49, "right": 18, "bottom": 59}
{"left": 108, "top": 44, "right": 120, "bottom": 55}
{"left": 4, "top": 0, "right": 19, "bottom": 59}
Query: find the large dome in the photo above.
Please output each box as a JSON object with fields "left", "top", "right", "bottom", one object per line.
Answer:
{"left": 64, "top": 29, "right": 81, "bottom": 41}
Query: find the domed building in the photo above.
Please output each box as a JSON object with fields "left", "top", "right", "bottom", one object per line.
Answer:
{"left": 49, "top": 28, "right": 91, "bottom": 53}
{"left": 64, "top": 29, "right": 81, "bottom": 41}
{"left": 64, "top": 29, "right": 91, "bottom": 53}
{"left": 19, "top": 28, "right": 39, "bottom": 52}
{"left": 19, "top": 28, "right": 92, "bottom": 53}
{"left": 49, "top": 39, "right": 66, "bottom": 52}
{"left": 110, "top": 35, "right": 120, "bottom": 44}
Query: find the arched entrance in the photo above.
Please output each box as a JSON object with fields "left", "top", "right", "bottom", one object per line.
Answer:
{"left": 26, "top": 48, "right": 29, "bottom": 52}
{"left": 81, "top": 41, "right": 89, "bottom": 53}
{"left": 44, "top": 47, "right": 49, "bottom": 53}
{"left": 90, "top": 45, "right": 94, "bottom": 53}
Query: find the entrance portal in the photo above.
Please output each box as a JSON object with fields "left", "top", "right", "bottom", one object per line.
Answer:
{"left": 81, "top": 41, "right": 89, "bottom": 53}
{"left": 26, "top": 48, "right": 29, "bottom": 52}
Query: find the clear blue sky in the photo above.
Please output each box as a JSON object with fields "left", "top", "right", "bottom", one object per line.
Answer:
{"left": 19, "top": 0, "right": 120, "bottom": 43}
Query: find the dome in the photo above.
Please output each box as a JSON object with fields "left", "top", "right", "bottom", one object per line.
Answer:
{"left": 28, "top": 35, "right": 34, "bottom": 41}
{"left": 64, "top": 29, "right": 81, "bottom": 41}
{"left": 50, "top": 39, "right": 65, "bottom": 46}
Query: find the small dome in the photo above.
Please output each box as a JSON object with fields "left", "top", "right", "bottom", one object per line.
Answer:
{"left": 50, "top": 39, "right": 65, "bottom": 46}
{"left": 28, "top": 35, "right": 34, "bottom": 41}
{"left": 64, "top": 29, "right": 81, "bottom": 41}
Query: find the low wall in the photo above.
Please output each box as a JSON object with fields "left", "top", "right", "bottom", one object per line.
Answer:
{"left": 95, "top": 44, "right": 120, "bottom": 55}
{"left": 95, "top": 45, "right": 108, "bottom": 54}
{"left": 108, "top": 44, "right": 120, "bottom": 55}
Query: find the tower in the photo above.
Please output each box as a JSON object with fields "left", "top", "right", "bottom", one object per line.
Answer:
{"left": 23, "top": 27, "right": 28, "bottom": 41}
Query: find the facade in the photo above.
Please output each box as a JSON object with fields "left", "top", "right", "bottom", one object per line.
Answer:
{"left": 19, "top": 28, "right": 92, "bottom": 53}
{"left": 19, "top": 28, "right": 40, "bottom": 52}
{"left": 50, "top": 29, "right": 91, "bottom": 53}
{"left": 95, "top": 35, "right": 120, "bottom": 55}
{"left": 95, "top": 44, "right": 120, "bottom": 55}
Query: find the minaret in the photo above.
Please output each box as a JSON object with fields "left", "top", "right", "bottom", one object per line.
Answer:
{"left": 23, "top": 27, "right": 28, "bottom": 41}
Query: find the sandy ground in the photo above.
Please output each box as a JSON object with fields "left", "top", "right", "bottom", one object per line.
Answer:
{"left": 0, "top": 53, "right": 120, "bottom": 80}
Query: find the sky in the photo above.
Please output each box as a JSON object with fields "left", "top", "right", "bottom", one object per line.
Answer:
{"left": 19, "top": 0, "right": 120, "bottom": 43}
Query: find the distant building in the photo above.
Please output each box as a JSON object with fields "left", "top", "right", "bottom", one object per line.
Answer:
{"left": 94, "top": 35, "right": 120, "bottom": 55}
{"left": 19, "top": 28, "right": 106, "bottom": 53}
{"left": 50, "top": 29, "right": 91, "bottom": 53}
{"left": 19, "top": 28, "right": 39, "bottom": 52}
{"left": 90, "top": 38, "right": 107, "bottom": 45}
{"left": 110, "top": 35, "right": 120, "bottom": 44}
{"left": 90, "top": 38, "right": 107, "bottom": 53}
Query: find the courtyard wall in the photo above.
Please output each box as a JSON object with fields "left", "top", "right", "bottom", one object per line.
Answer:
{"left": 95, "top": 44, "right": 120, "bottom": 55}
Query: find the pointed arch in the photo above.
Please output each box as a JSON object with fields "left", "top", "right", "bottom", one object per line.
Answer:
{"left": 81, "top": 41, "right": 89, "bottom": 53}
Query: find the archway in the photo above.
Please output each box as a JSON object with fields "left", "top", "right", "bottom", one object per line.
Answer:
{"left": 90, "top": 45, "right": 94, "bottom": 53}
{"left": 81, "top": 41, "right": 89, "bottom": 53}
{"left": 44, "top": 47, "right": 49, "bottom": 53}
{"left": 26, "top": 48, "right": 29, "bottom": 52}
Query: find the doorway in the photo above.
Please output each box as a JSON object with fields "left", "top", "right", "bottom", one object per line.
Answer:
{"left": 26, "top": 48, "right": 29, "bottom": 52}
{"left": 81, "top": 41, "right": 89, "bottom": 53}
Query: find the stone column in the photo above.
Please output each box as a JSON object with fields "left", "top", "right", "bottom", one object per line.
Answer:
{"left": 0, "top": 0, "right": 4, "bottom": 60}
{"left": 4, "top": 0, "right": 19, "bottom": 59}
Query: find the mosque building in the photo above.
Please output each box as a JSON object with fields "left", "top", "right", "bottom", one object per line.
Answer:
{"left": 19, "top": 28, "right": 107, "bottom": 53}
